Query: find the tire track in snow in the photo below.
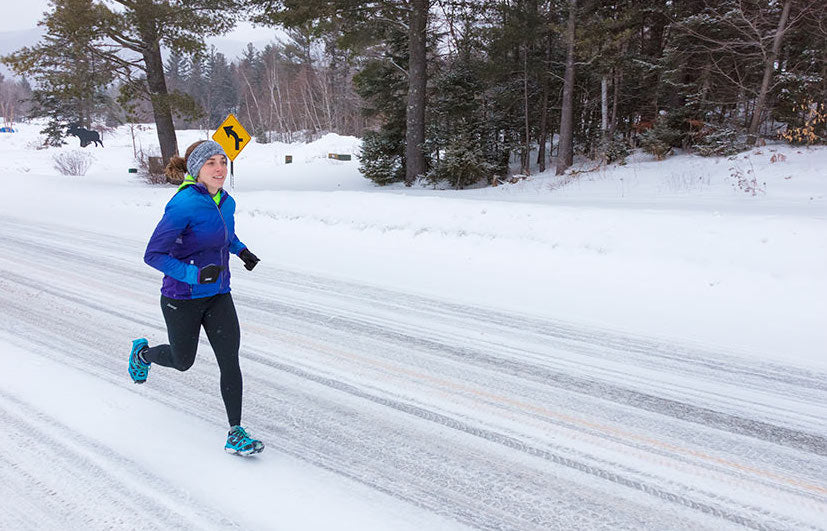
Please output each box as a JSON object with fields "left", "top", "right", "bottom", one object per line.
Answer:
{"left": 0, "top": 281, "right": 681, "bottom": 530}
{"left": 232, "top": 292, "right": 826, "bottom": 457}
{"left": 0, "top": 391, "right": 238, "bottom": 530}
{"left": 240, "top": 346, "right": 817, "bottom": 531}
{"left": 1, "top": 214, "right": 822, "bottom": 395}
{"left": 1, "top": 215, "right": 825, "bottom": 530}
{"left": 253, "top": 263, "right": 826, "bottom": 395}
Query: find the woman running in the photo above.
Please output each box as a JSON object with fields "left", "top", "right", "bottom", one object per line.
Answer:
{"left": 129, "top": 140, "right": 263, "bottom": 456}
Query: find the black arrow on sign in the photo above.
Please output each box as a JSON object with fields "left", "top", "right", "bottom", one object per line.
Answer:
{"left": 223, "top": 125, "right": 243, "bottom": 151}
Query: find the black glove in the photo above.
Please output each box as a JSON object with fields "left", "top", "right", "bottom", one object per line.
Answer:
{"left": 239, "top": 248, "right": 260, "bottom": 271}
{"left": 198, "top": 264, "right": 224, "bottom": 283}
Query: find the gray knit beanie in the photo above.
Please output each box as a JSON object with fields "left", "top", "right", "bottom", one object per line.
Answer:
{"left": 187, "top": 140, "right": 227, "bottom": 178}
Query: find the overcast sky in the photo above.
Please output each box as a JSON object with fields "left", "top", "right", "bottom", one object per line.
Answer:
{"left": 1, "top": 0, "right": 275, "bottom": 43}
{"left": 1, "top": 1, "right": 49, "bottom": 32}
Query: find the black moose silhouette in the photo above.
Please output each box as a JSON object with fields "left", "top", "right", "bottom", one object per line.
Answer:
{"left": 67, "top": 123, "right": 104, "bottom": 148}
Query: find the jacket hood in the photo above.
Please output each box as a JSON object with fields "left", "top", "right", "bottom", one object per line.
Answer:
{"left": 177, "top": 174, "right": 199, "bottom": 192}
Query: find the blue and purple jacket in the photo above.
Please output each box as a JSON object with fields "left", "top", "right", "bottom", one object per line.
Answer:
{"left": 144, "top": 178, "right": 246, "bottom": 299}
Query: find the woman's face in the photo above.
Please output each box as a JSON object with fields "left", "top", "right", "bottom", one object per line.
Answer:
{"left": 198, "top": 154, "right": 228, "bottom": 190}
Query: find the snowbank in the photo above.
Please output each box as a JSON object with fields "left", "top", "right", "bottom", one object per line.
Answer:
{"left": 3, "top": 121, "right": 826, "bottom": 368}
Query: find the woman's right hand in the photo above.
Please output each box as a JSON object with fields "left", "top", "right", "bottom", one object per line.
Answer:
{"left": 198, "top": 264, "right": 224, "bottom": 284}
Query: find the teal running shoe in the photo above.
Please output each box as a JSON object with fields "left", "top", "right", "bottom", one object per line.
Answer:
{"left": 128, "top": 338, "right": 150, "bottom": 384}
{"left": 225, "top": 426, "right": 264, "bottom": 456}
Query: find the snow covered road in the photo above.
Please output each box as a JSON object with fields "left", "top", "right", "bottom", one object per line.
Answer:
{"left": 0, "top": 214, "right": 824, "bottom": 530}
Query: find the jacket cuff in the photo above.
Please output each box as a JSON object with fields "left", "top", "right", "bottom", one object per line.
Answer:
{"left": 184, "top": 264, "right": 199, "bottom": 285}
{"left": 230, "top": 240, "right": 246, "bottom": 255}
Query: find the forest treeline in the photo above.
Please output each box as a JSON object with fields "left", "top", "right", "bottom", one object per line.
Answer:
{"left": 2, "top": 0, "right": 825, "bottom": 188}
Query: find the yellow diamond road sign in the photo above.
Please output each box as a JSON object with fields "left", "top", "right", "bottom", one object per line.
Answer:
{"left": 212, "top": 114, "right": 251, "bottom": 161}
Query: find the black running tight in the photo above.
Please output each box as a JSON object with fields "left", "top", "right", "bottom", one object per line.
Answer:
{"left": 143, "top": 293, "right": 242, "bottom": 427}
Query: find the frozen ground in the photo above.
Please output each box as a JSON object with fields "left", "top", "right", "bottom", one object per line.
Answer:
{"left": 0, "top": 122, "right": 825, "bottom": 529}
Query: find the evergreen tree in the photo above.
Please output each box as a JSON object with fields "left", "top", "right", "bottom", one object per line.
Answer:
{"left": 186, "top": 54, "right": 210, "bottom": 129}
{"left": 164, "top": 49, "right": 202, "bottom": 128}
{"left": 1, "top": 0, "right": 115, "bottom": 145}
{"left": 353, "top": 28, "right": 409, "bottom": 185}
{"left": 668, "top": 0, "right": 816, "bottom": 145}
{"left": 428, "top": 63, "right": 498, "bottom": 188}
{"left": 555, "top": 0, "right": 577, "bottom": 174}
{"left": 320, "top": 25, "right": 367, "bottom": 136}
{"left": 165, "top": 50, "right": 190, "bottom": 90}
{"left": 206, "top": 51, "right": 238, "bottom": 127}
{"left": 8, "top": 0, "right": 242, "bottom": 164}
{"left": 252, "top": 0, "right": 431, "bottom": 184}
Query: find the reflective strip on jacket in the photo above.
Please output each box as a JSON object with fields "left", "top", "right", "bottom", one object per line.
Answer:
{"left": 144, "top": 177, "right": 246, "bottom": 299}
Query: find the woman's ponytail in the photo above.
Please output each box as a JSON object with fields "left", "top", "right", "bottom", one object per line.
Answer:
{"left": 165, "top": 155, "right": 187, "bottom": 183}
{"left": 164, "top": 141, "right": 209, "bottom": 183}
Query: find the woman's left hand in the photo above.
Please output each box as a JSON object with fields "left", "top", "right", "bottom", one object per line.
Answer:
{"left": 239, "top": 248, "right": 260, "bottom": 271}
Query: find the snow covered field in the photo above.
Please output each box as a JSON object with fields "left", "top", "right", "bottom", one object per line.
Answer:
{"left": 0, "top": 122, "right": 825, "bottom": 529}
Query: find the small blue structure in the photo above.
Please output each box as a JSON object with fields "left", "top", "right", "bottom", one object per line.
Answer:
{"left": 0, "top": 127, "right": 15, "bottom": 133}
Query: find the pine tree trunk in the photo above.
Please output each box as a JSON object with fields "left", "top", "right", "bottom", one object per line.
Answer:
{"left": 822, "top": 41, "right": 827, "bottom": 111}
{"left": 600, "top": 74, "right": 609, "bottom": 164}
{"left": 522, "top": 45, "right": 530, "bottom": 176}
{"left": 537, "top": 87, "right": 549, "bottom": 172}
{"left": 610, "top": 67, "right": 620, "bottom": 136}
{"left": 748, "top": 0, "right": 792, "bottom": 144}
{"left": 537, "top": 33, "right": 551, "bottom": 173}
{"left": 601, "top": 75, "right": 609, "bottom": 137}
{"left": 405, "top": 0, "right": 428, "bottom": 185}
{"left": 142, "top": 41, "right": 179, "bottom": 167}
{"left": 821, "top": 37, "right": 827, "bottom": 113}
{"left": 644, "top": 3, "right": 668, "bottom": 120}
{"left": 556, "top": 0, "right": 576, "bottom": 175}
